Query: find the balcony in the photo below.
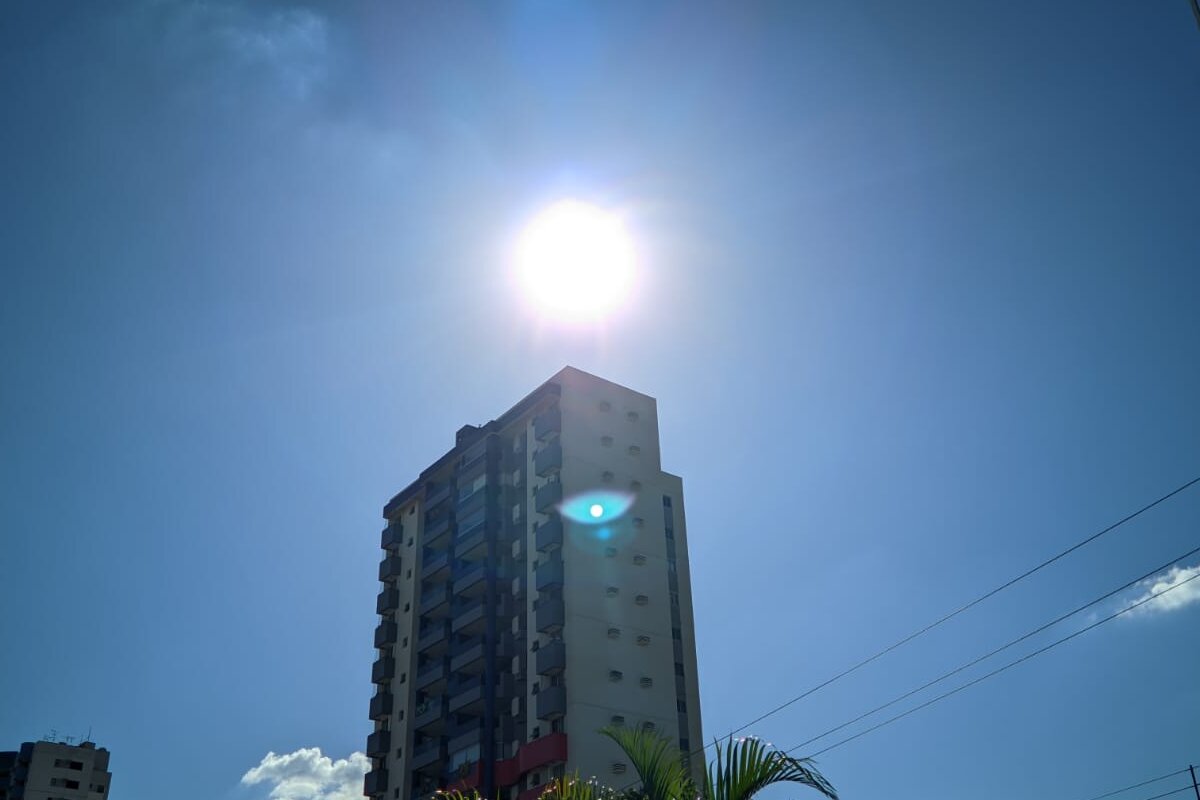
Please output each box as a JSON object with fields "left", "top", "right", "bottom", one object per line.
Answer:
{"left": 451, "top": 597, "right": 486, "bottom": 635}
{"left": 379, "top": 555, "right": 404, "bottom": 582}
{"left": 447, "top": 675, "right": 486, "bottom": 715}
{"left": 411, "top": 739, "right": 444, "bottom": 773}
{"left": 447, "top": 723, "right": 482, "bottom": 756}
{"left": 419, "top": 584, "right": 452, "bottom": 617}
{"left": 368, "top": 691, "right": 394, "bottom": 720}
{"left": 415, "top": 660, "right": 448, "bottom": 693}
{"left": 426, "top": 484, "right": 452, "bottom": 510}
{"left": 425, "top": 516, "right": 451, "bottom": 548}
{"left": 376, "top": 587, "right": 400, "bottom": 615}
{"left": 366, "top": 729, "right": 391, "bottom": 758}
{"left": 535, "top": 516, "right": 563, "bottom": 552}
{"left": 421, "top": 550, "right": 451, "bottom": 582}
{"left": 453, "top": 562, "right": 487, "bottom": 597}
{"left": 534, "top": 597, "right": 564, "bottom": 634}
{"left": 534, "top": 407, "right": 561, "bottom": 441}
{"left": 534, "top": 441, "right": 562, "bottom": 476}
{"left": 534, "top": 481, "right": 563, "bottom": 513}
{"left": 371, "top": 655, "right": 395, "bottom": 684}
{"left": 450, "top": 639, "right": 485, "bottom": 674}
{"left": 535, "top": 557, "right": 564, "bottom": 592}
{"left": 364, "top": 767, "right": 388, "bottom": 797}
{"left": 455, "top": 521, "right": 488, "bottom": 561}
{"left": 535, "top": 641, "right": 565, "bottom": 676}
{"left": 381, "top": 524, "right": 403, "bottom": 551}
{"left": 374, "top": 621, "right": 398, "bottom": 648}
{"left": 536, "top": 684, "right": 566, "bottom": 720}
{"left": 417, "top": 621, "right": 450, "bottom": 656}
{"left": 413, "top": 697, "right": 448, "bottom": 733}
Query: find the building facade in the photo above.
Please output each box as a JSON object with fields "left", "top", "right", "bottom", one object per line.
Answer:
{"left": 0, "top": 740, "right": 111, "bottom": 800}
{"left": 365, "top": 367, "right": 703, "bottom": 800}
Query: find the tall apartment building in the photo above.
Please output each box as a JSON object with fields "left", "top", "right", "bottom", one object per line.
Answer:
{"left": 365, "top": 367, "right": 703, "bottom": 800}
{"left": 0, "top": 740, "right": 111, "bottom": 800}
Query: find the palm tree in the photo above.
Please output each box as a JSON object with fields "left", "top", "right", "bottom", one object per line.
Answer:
{"left": 600, "top": 726, "right": 836, "bottom": 800}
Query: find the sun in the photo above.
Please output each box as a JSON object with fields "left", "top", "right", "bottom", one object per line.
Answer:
{"left": 514, "top": 200, "right": 636, "bottom": 320}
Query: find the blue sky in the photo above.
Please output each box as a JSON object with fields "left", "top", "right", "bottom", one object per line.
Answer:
{"left": 2, "top": 2, "right": 1199, "bottom": 799}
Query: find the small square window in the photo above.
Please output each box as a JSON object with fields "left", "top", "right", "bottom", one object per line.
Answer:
{"left": 641, "top": 721, "right": 656, "bottom": 732}
{"left": 633, "top": 554, "right": 647, "bottom": 566}
{"left": 632, "top": 517, "right": 644, "bottom": 528}
{"left": 626, "top": 411, "right": 639, "bottom": 422}
{"left": 601, "top": 436, "right": 614, "bottom": 447}
{"left": 601, "top": 470, "right": 614, "bottom": 483}
{"left": 402, "top": 637, "right": 408, "bottom": 647}
{"left": 630, "top": 481, "right": 642, "bottom": 492}
{"left": 406, "top": 569, "right": 412, "bottom": 579}
{"left": 612, "top": 763, "right": 627, "bottom": 775}
{"left": 605, "top": 547, "right": 618, "bottom": 558}
{"left": 606, "top": 586, "right": 619, "bottom": 597}
{"left": 404, "top": 602, "right": 411, "bottom": 612}
{"left": 609, "top": 670, "right": 623, "bottom": 682}
{"left": 599, "top": 401, "right": 612, "bottom": 412}
{"left": 610, "top": 714, "right": 625, "bottom": 726}
{"left": 636, "top": 635, "right": 650, "bottom": 646}
{"left": 640, "top": 676, "right": 653, "bottom": 688}
{"left": 627, "top": 445, "right": 641, "bottom": 456}
{"left": 607, "top": 627, "right": 621, "bottom": 639}
{"left": 400, "top": 673, "right": 407, "bottom": 683}
{"left": 635, "top": 594, "right": 649, "bottom": 605}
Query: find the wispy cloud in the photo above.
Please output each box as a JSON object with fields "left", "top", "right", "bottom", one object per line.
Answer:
{"left": 1125, "top": 563, "right": 1200, "bottom": 618}
{"left": 241, "top": 748, "right": 369, "bottom": 800}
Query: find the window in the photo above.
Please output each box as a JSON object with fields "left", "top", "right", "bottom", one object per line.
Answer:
{"left": 605, "top": 586, "right": 619, "bottom": 598}
{"left": 641, "top": 721, "right": 656, "bottom": 732}
{"left": 599, "top": 401, "right": 611, "bottom": 412}
{"left": 672, "top": 627, "right": 682, "bottom": 640}
{"left": 635, "top": 594, "right": 649, "bottom": 605}
{"left": 400, "top": 673, "right": 407, "bottom": 683}
{"left": 90, "top": 786, "right": 106, "bottom": 794}
{"left": 601, "top": 436, "right": 613, "bottom": 447}
{"left": 609, "top": 670, "right": 624, "bottom": 682}
{"left": 636, "top": 635, "right": 650, "bottom": 646}
{"left": 601, "top": 470, "right": 614, "bottom": 483}
{"left": 531, "top": 771, "right": 542, "bottom": 786}
{"left": 677, "top": 699, "right": 688, "bottom": 712}
{"left": 402, "top": 637, "right": 409, "bottom": 647}
{"left": 680, "top": 739, "right": 690, "bottom": 752}
{"left": 610, "top": 715, "right": 625, "bottom": 726}
{"left": 404, "top": 602, "right": 411, "bottom": 612}
{"left": 406, "top": 569, "right": 412, "bottom": 579}
{"left": 632, "top": 517, "right": 644, "bottom": 528}
{"left": 633, "top": 554, "right": 647, "bottom": 566}
{"left": 408, "top": 537, "right": 414, "bottom": 547}
{"left": 612, "top": 763, "right": 628, "bottom": 775}
{"left": 607, "top": 627, "right": 621, "bottom": 639}
{"left": 640, "top": 677, "right": 653, "bottom": 688}
{"left": 532, "top": 727, "right": 540, "bottom": 739}
{"left": 630, "top": 481, "right": 642, "bottom": 492}
{"left": 627, "top": 445, "right": 641, "bottom": 456}
{"left": 605, "top": 547, "right": 618, "bottom": 558}
{"left": 396, "top": 747, "right": 403, "bottom": 758}
{"left": 675, "top": 662, "right": 685, "bottom": 676}
{"left": 662, "top": 496, "right": 672, "bottom": 507}
{"left": 626, "top": 411, "right": 639, "bottom": 422}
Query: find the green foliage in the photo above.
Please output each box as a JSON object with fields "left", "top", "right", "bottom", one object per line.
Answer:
{"left": 703, "top": 737, "right": 836, "bottom": 800}
{"left": 600, "top": 725, "right": 697, "bottom": 800}
{"left": 539, "top": 772, "right": 624, "bottom": 800}
{"left": 435, "top": 790, "right": 483, "bottom": 800}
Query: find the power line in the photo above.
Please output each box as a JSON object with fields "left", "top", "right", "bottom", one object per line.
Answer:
{"left": 788, "top": 570, "right": 1200, "bottom": 758}
{"left": 1132, "top": 787, "right": 1194, "bottom": 800}
{"left": 1079, "top": 768, "right": 1192, "bottom": 800}
{"left": 784, "top": 544, "right": 1200, "bottom": 752}
{"left": 723, "top": 475, "right": 1200, "bottom": 740}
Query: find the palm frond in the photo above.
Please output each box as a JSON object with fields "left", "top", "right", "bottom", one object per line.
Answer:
{"left": 540, "top": 772, "right": 623, "bottom": 800}
{"left": 436, "top": 790, "right": 484, "bottom": 800}
{"left": 600, "top": 725, "right": 697, "bottom": 800}
{"left": 703, "top": 737, "right": 836, "bottom": 800}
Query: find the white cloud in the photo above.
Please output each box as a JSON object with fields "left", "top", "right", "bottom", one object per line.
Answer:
{"left": 241, "top": 748, "right": 369, "bottom": 800}
{"left": 1125, "top": 563, "right": 1200, "bottom": 617}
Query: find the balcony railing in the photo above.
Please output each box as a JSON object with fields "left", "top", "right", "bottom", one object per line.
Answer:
{"left": 374, "top": 621, "right": 398, "bottom": 648}
{"left": 419, "top": 584, "right": 452, "bottom": 617}
{"left": 368, "top": 691, "right": 394, "bottom": 720}
{"left": 371, "top": 655, "right": 395, "bottom": 684}
{"left": 533, "top": 441, "right": 562, "bottom": 476}
{"left": 536, "top": 684, "right": 566, "bottom": 720}
{"left": 366, "top": 729, "right": 391, "bottom": 758}
{"left": 535, "top": 640, "right": 566, "bottom": 676}
{"left": 364, "top": 768, "right": 389, "bottom": 797}
{"left": 534, "top": 597, "right": 564, "bottom": 633}
{"left": 534, "top": 407, "right": 561, "bottom": 441}
{"left": 378, "top": 555, "right": 404, "bottom": 582}
{"left": 415, "top": 660, "right": 448, "bottom": 692}
{"left": 534, "top": 481, "right": 563, "bottom": 513}
{"left": 417, "top": 621, "right": 450, "bottom": 655}
{"left": 381, "top": 524, "right": 403, "bottom": 551}
{"left": 535, "top": 556, "right": 564, "bottom": 592}
{"left": 453, "top": 562, "right": 487, "bottom": 596}
{"left": 535, "top": 516, "right": 563, "bottom": 552}
{"left": 376, "top": 587, "right": 400, "bottom": 615}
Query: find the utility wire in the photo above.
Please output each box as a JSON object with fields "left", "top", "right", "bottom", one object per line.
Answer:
{"left": 784, "top": 544, "right": 1200, "bottom": 752}
{"left": 1079, "top": 768, "right": 1192, "bottom": 800}
{"left": 723, "top": 476, "right": 1200, "bottom": 741}
{"left": 1131, "top": 787, "right": 1194, "bottom": 800}
{"left": 788, "top": 570, "right": 1200, "bottom": 758}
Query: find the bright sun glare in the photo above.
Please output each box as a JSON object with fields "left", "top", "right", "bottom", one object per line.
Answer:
{"left": 515, "top": 200, "right": 636, "bottom": 319}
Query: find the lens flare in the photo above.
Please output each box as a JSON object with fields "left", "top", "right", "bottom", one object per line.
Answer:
{"left": 560, "top": 491, "right": 635, "bottom": 525}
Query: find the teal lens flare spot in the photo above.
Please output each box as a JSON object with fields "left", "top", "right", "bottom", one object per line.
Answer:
{"left": 560, "top": 491, "right": 635, "bottom": 525}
